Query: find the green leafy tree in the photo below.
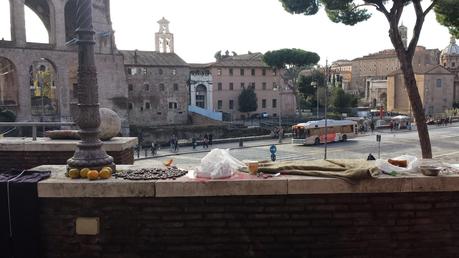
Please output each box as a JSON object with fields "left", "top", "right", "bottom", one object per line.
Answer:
{"left": 435, "top": 0, "right": 459, "bottom": 37}
{"left": 278, "top": 0, "right": 456, "bottom": 158}
{"left": 330, "top": 87, "right": 358, "bottom": 112}
{"left": 263, "top": 48, "right": 320, "bottom": 117}
{"left": 238, "top": 87, "right": 258, "bottom": 118}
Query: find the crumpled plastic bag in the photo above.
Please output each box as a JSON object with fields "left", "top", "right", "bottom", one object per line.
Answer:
{"left": 375, "top": 155, "right": 420, "bottom": 174}
{"left": 195, "top": 148, "right": 246, "bottom": 179}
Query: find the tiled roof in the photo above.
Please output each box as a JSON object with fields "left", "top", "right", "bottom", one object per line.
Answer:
{"left": 120, "top": 50, "right": 187, "bottom": 67}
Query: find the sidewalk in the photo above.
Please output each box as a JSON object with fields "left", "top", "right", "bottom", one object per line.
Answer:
{"left": 134, "top": 136, "right": 290, "bottom": 160}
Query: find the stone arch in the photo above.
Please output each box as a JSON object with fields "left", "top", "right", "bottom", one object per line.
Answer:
{"left": 195, "top": 84, "right": 207, "bottom": 109}
{"left": 0, "top": 57, "right": 19, "bottom": 108}
{"left": 24, "top": 0, "right": 55, "bottom": 44}
{"left": 29, "top": 58, "right": 59, "bottom": 118}
{"left": 64, "top": 0, "right": 77, "bottom": 43}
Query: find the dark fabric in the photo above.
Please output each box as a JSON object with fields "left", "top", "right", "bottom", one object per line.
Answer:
{"left": 0, "top": 170, "right": 51, "bottom": 258}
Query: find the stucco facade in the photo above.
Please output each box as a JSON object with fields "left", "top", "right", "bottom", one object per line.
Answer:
{"left": 191, "top": 52, "right": 296, "bottom": 120}
{"left": 0, "top": 0, "right": 128, "bottom": 133}
{"left": 387, "top": 65, "right": 455, "bottom": 115}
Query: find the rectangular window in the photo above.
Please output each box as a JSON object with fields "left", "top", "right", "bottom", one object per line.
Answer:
{"left": 229, "top": 68, "right": 233, "bottom": 76}
{"left": 229, "top": 83, "right": 234, "bottom": 91}
{"left": 217, "top": 69, "right": 222, "bottom": 76}
{"left": 218, "top": 83, "right": 222, "bottom": 91}
{"left": 262, "top": 82, "right": 267, "bottom": 90}
{"left": 452, "top": 62, "right": 456, "bottom": 67}
{"left": 144, "top": 84, "right": 149, "bottom": 91}
{"left": 160, "top": 83, "right": 165, "bottom": 91}
{"left": 128, "top": 84, "right": 133, "bottom": 91}
{"left": 240, "top": 69, "right": 245, "bottom": 76}
{"left": 168, "top": 102, "right": 178, "bottom": 109}
{"left": 251, "top": 68, "right": 255, "bottom": 76}
{"left": 172, "top": 69, "right": 177, "bottom": 75}
{"left": 272, "top": 99, "right": 277, "bottom": 108}
{"left": 218, "top": 100, "right": 223, "bottom": 110}
{"left": 262, "top": 68, "right": 266, "bottom": 76}
{"left": 272, "top": 82, "right": 277, "bottom": 90}
{"left": 241, "top": 82, "right": 245, "bottom": 89}
{"left": 128, "top": 103, "right": 133, "bottom": 110}
{"left": 229, "top": 100, "right": 234, "bottom": 110}
{"left": 250, "top": 82, "right": 255, "bottom": 90}
{"left": 174, "top": 83, "right": 179, "bottom": 91}
{"left": 145, "top": 102, "right": 151, "bottom": 109}
{"left": 436, "top": 79, "right": 442, "bottom": 88}
{"left": 262, "top": 99, "right": 266, "bottom": 108}
{"left": 141, "top": 68, "right": 147, "bottom": 75}
{"left": 127, "top": 68, "right": 133, "bottom": 75}
{"left": 159, "top": 68, "right": 163, "bottom": 75}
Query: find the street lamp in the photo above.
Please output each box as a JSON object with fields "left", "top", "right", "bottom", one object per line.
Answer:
{"left": 311, "top": 81, "right": 319, "bottom": 119}
{"left": 273, "top": 83, "right": 283, "bottom": 143}
{"left": 67, "top": 0, "right": 115, "bottom": 172}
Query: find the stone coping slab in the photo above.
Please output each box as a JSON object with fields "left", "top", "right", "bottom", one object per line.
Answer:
{"left": 33, "top": 164, "right": 459, "bottom": 198}
{"left": 0, "top": 137, "right": 138, "bottom": 152}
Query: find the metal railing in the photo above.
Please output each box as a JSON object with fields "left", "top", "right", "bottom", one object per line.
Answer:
{"left": 0, "top": 122, "right": 75, "bottom": 141}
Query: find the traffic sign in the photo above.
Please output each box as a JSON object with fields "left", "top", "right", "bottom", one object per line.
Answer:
{"left": 376, "top": 134, "right": 381, "bottom": 142}
{"left": 271, "top": 153, "right": 276, "bottom": 162}
{"left": 270, "top": 145, "right": 277, "bottom": 154}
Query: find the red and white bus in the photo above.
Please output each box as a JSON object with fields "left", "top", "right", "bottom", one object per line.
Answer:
{"left": 292, "top": 119, "right": 358, "bottom": 145}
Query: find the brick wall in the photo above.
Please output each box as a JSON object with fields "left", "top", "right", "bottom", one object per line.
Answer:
{"left": 0, "top": 148, "right": 134, "bottom": 170}
{"left": 39, "top": 192, "right": 459, "bottom": 258}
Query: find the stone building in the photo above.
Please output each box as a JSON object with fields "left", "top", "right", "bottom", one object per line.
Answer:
{"left": 387, "top": 65, "right": 455, "bottom": 115}
{"left": 330, "top": 59, "right": 352, "bottom": 92}
{"left": 0, "top": 0, "right": 129, "bottom": 133}
{"left": 440, "top": 37, "right": 459, "bottom": 102}
{"left": 351, "top": 46, "right": 440, "bottom": 99}
{"left": 190, "top": 51, "right": 296, "bottom": 120}
{"left": 121, "top": 18, "right": 189, "bottom": 127}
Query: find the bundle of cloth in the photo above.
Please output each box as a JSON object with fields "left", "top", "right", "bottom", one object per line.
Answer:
{"left": 243, "top": 159, "right": 380, "bottom": 183}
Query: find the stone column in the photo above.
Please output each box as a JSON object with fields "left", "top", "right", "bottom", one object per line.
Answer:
{"left": 67, "top": 0, "right": 114, "bottom": 171}
{"left": 53, "top": 0, "right": 67, "bottom": 48}
{"left": 10, "top": 0, "right": 26, "bottom": 47}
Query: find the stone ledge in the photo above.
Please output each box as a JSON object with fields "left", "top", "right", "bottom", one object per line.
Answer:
{"left": 0, "top": 137, "right": 138, "bottom": 152}
{"left": 33, "top": 164, "right": 459, "bottom": 198}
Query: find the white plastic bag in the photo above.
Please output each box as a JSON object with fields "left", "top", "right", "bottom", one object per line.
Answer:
{"left": 375, "top": 155, "right": 420, "bottom": 174}
{"left": 195, "top": 148, "right": 246, "bottom": 179}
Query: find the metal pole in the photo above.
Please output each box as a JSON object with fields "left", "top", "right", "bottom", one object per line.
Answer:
{"left": 324, "top": 60, "right": 328, "bottom": 160}
{"left": 316, "top": 86, "right": 319, "bottom": 119}
{"left": 278, "top": 81, "right": 282, "bottom": 143}
{"left": 67, "top": 0, "right": 114, "bottom": 171}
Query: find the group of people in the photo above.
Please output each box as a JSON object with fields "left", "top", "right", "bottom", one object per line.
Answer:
{"left": 191, "top": 133, "right": 213, "bottom": 149}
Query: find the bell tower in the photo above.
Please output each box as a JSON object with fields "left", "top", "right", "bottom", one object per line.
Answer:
{"left": 399, "top": 23, "right": 408, "bottom": 49}
{"left": 155, "top": 17, "right": 174, "bottom": 53}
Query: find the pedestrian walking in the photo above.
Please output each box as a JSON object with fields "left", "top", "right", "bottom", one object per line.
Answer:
{"left": 209, "top": 133, "right": 213, "bottom": 146}
{"left": 203, "top": 134, "right": 209, "bottom": 149}
{"left": 192, "top": 136, "right": 197, "bottom": 150}
{"left": 370, "top": 121, "right": 375, "bottom": 133}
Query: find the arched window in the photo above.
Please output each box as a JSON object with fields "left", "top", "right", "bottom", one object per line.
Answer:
{"left": 30, "top": 59, "right": 58, "bottom": 117}
{"left": 24, "top": 0, "right": 51, "bottom": 43}
{"left": 0, "top": 57, "right": 18, "bottom": 107}
{"left": 195, "top": 84, "right": 207, "bottom": 109}
{"left": 65, "top": 0, "right": 77, "bottom": 43}
{"left": 0, "top": 1, "right": 11, "bottom": 40}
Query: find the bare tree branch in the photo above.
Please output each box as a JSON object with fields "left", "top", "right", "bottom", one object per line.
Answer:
{"left": 423, "top": 0, "right": 437, "bottom": 17}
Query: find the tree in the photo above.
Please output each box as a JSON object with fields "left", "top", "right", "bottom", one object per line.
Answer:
{"left": 263, "top": 48, "right": 320, "bottom": 117}
{"left": 330, "top": 87, "right": 358, "bottom": 112}
{"left": 435, "top": 0, "right": 459, "bottom": 37}
{"left": 238, "top": 87, "right": 258, "bottom": 118}
{"left": 298, "top": 69, "right": 326, "bottom": 98}
{"left": 279, "top": 0, "right": 456, "bottom": 159}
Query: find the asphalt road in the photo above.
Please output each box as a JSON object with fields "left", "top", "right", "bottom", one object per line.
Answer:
{"left": 134, "top": 124, "right": 459, "bottom": 170}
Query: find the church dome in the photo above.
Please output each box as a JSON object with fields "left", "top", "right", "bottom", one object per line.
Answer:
{"left": 441, "top": 37, "right": 459, "bottom": 56}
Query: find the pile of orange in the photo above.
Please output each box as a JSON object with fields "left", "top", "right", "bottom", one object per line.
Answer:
{"left": 66, "top": 166, "right": 113, "bottom": 180}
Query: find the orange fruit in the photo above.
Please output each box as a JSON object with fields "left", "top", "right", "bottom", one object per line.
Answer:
{"left": 99, "top": 168, "right": 111, "bottom": 179}
{"left": 87, "top": 170, "right": 99, "bottom": 180}
{"left": 80, "top": 168, "right": 90, "bottom": 178}
{"left": 68, "top": 168, "right": 80, "bottom": 179}
{"left": 102, "top": 166, "right": 113, "bottom": 173}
